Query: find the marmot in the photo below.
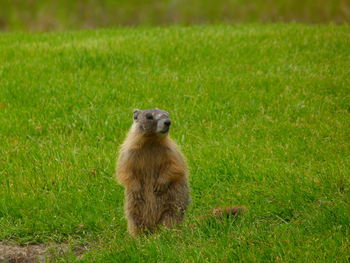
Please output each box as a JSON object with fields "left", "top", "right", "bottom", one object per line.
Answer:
{"left": 116, "top": 108, "right": 190, "bottom": 236}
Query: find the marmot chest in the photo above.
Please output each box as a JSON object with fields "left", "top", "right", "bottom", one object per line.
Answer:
{"left": 131, "top": 145, "right": 170, "bottom": 179}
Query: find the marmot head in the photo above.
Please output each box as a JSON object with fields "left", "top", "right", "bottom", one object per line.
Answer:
{"left": 133, "top": 108, "right": 171, "bottom": 136}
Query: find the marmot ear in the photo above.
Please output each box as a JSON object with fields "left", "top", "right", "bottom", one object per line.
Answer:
{"left": 133, "top": 109, "right": 141, "bottom": 121}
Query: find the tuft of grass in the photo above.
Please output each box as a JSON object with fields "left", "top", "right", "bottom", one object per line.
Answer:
{"left": 0, "top": 25, "right": 349, "bottom": 262}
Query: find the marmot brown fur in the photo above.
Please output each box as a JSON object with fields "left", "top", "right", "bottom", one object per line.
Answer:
{"left": 116, "top": 108, "right": 190, "bottom": 236}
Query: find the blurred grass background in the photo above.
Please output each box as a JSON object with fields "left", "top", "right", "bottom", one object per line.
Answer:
{"left": 0, "top": 0, "right": 349, "bottom": 31}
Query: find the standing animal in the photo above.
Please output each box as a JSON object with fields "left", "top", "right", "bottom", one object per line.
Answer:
{"left": 116, "top": 108, "right": 190, "bottom": 236}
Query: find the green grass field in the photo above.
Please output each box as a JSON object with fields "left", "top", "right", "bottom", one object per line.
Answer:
{"left": 0, "top": 25, "right": 349, "bottom": 262}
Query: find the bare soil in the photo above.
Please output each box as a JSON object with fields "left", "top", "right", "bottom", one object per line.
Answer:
{"left": 0, "top": 242, "right": 86, "bottom": 263}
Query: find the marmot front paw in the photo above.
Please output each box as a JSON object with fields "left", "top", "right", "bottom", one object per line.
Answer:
{"left": 131, "top": 190, "right": 144, "bottom": 201}
{"left": 153, "top": 182, "right": 169, "bottom": 195}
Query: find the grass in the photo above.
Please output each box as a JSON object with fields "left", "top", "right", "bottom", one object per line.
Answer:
{"left": 0, "top": 24, "right": 349, "bottom": 262}
{"left": 0, "top": 0, "right": 349, "bottom": 31}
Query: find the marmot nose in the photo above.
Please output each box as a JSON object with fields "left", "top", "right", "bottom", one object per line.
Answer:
{"left": 164, "top": 119, "right": 171, "bottom": 126}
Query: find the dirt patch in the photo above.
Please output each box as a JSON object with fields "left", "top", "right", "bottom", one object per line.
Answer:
{"left": 0, "top": 242, "right": 86, "bottom": 263}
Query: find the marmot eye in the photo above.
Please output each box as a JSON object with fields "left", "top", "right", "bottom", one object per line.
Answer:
{"left": 146, "top": 113, "right": 153, "bottom": 120}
